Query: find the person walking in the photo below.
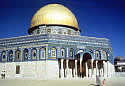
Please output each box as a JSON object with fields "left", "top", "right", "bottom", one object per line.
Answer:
{"left": 102, "top": 79, "right": 106, "bottom": 86}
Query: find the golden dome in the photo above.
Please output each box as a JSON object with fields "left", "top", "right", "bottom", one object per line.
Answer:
{"left": 30, "top": 4, "right": 79, "bottom": 30}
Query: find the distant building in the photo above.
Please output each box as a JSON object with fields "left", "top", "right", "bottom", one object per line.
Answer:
{"left": 0, "top": 4, "right": 114, "bottom": 79}
{"left": 114, "top": 56, "right": 125, "bottom": 72}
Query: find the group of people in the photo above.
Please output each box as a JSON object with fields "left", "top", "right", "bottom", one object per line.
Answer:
{"left": 1, "top": 71, "right": 5, "bottom": 79}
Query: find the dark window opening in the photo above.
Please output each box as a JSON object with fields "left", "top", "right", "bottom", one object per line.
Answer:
{"left": 16, "top": 65, "right": 20, "bottom": 74}
{"left": 24, "top": 49, "right": 29, "bottom": 60}
{"left": 37, "top": 29, "right": 40, "bottom": 34}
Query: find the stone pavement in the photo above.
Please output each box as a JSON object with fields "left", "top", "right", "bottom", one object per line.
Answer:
{"left": 0, "top": 77, "right": 124, "bottom": 86}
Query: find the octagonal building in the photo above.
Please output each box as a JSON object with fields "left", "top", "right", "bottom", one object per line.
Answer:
{"left": 0, "top": 4, "right": 114, "bottom": 79}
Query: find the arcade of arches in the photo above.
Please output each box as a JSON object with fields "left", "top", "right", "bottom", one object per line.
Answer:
{"left": 58, "top": 52, "right": 109, "bottom": 78}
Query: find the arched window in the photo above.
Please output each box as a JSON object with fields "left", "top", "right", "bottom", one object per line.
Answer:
{"left": 16, "top": 50, "right": 21, "bottom": 61}
{"left": 32, "top": 48, "right": 37, "bottom": 60}
{"left": 102, "top": 50, "right": 107, "bottom": 60}
{"left": 68, "top": 30, "right": 71, "bottom": 35}
{"left": 96, "top": 51, "right": 100, "bottom": 60}
{"left": 51, "top": 48, "right": 56, "bottom": 57}
{"left": 1, "top": 51, "right": 6, "bottom": 62}
{"left": 24, "top": 48, "right": 29, "bottom": 61}
{"left": 70, "top": 48, "right": 74, "bottom": 58}
{"left": 37, "top": 29, "right": 40, "bottom": 34}
{"left": 47, "top": 28, "right": 51, "bottom": 33}
{"left": 61, "top": 48, "right": 65, "bottom": 57}
{"left": 40, "top": 48, "right": 45, "bottom": 59}
{"left": 9, "top": 50, "right": 13, "bottom": 62}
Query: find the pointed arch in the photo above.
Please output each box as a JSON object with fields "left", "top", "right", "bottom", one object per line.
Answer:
{"left": 24, "top": 48, "right": 29, "bottom": 61}
{"left": 61, "top": 48, "right": 65, "bottom": 57}
{"left": 15, "top": 49, "right": 21, "bottom": 61}
{"left": 1, "top": 51, "right": 6, "bottom": 62}
{"left": 102, "top": 50, "right": 107, "bottom": 60}
{"left": 32, "top": 48, "right": 37, "bottom": 60}
{"left": 95, "top": 50, "right": 101, "bottom": 60}
{"left": 8, "top": 50, "right": 13, "bottom": 62}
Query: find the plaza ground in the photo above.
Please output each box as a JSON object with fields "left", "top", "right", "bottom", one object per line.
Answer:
{"left": 0, "top": 77, "right": 125, "bottom": 86}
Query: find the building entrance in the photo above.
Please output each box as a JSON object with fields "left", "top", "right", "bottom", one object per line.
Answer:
{"left": 77, "top": 53, "right": 92, "bottom": 78}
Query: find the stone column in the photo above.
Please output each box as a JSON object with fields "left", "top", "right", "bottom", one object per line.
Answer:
{"left": 93, "top": 66, "right": 96, "bottom": 77}
{"left": 103, "top": 61, "right": 105, "bottom": 77}
{"left": 108, "top": 61, "right": 111, "bottom": 77}
{"left": 20, "top": 48, "right": 23, "bottom": 62}
{"left": 36, "top": 48, "right": 39, "bottom": 61}
{"left": 46, "top": 45, "right": 48, "bottom": 60}
{"left": 101, "top": 61, "right": 104, "bottom": 77}
{"left": 61, "top": 59, "right": 64, "bottom": 79}
{"left": 67, "top": 48, "right": 68, "bottom": 57}
{"left": 66, "top": 59, "right": 69, "bottom": 78}
{"left": 30, "top": 48, "right": 32, "bottom": 60}
{"left": 105, "top": 61, "right": 107, "bottom": 77}
{"left": 13, "top": 49, "right": 16, "bottom": 61}
{"left": 80, "top": 58, "right": 82, "bottom": 78}
{"left": 75, "top": 60, "right": 77, "bottom": 78}
{"left": 91, "top": 59, "right": 94, "bottom": 77}
{"left": 6, "top": 50, "right": 8, "bottom": 62}
{"left": 107, "top": 61, "right": 108, "bottom": 77}
{"left": 102, "top": 61, "right": 104, "bottom": 77}
{"left": 104, "top": 61, "right": 107, "bottom": 77}
{"left": 93, "top": 50, "right": 96, "bottom": 77}
{"left": 96, "top": 60, "right": 98, "bottom": 76}
{"left": 86, "top": 62, "right": 88, "bottom": 78}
